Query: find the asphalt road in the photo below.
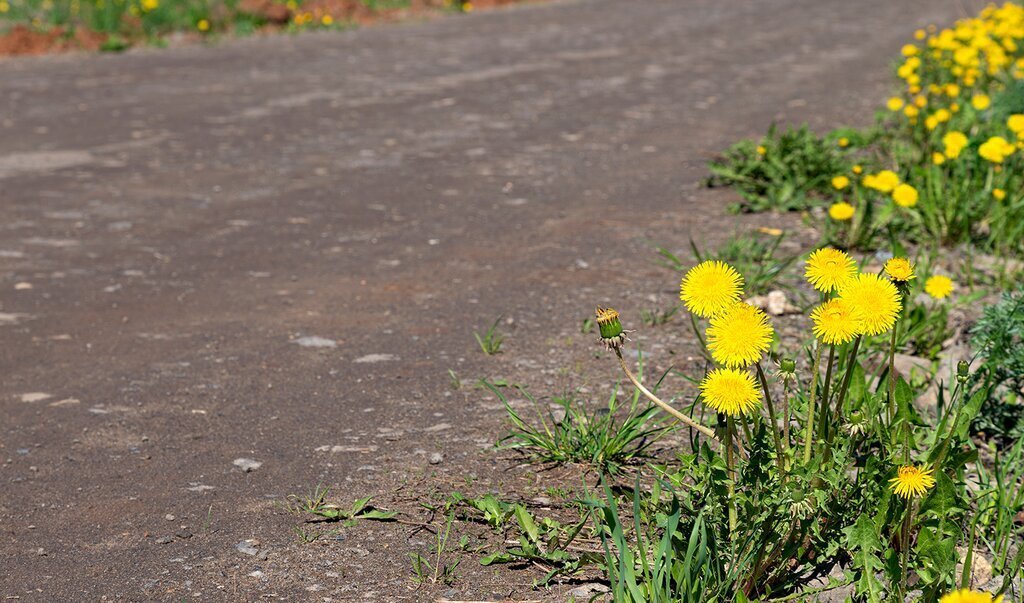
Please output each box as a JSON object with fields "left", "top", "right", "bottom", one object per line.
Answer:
{"left": 0, "top": 0, "right": 963, "bottom": 598}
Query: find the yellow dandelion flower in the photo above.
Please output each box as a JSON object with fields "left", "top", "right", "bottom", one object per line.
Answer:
{"left": 901, "top": 44, "right": 918, "bottom": 57}
{"left": 993, "top": 188, "right": 1006, "bottom": 200}
{"left": 840, "top": 273, "right": 902, "bottom": 336}
{"left": 971, "top": 93, "right": 991, "bottom": 110}
{"left": 141, "top": 0, "right": 158, "bottom": 11}
{"left": 321, "top": 14, "right": 333, "bottom": 25}
{"left": 904, "top": 105, "right": 920, "bottom": 118}
{"left": 938, "top": 589, "right": 1004, "bottom": 603}
{"left": 889, "top": 465, "right": 936, "bottom": 499}
{"left": 700, "top": 367, "right": 761, "bottom": 417}
{"left": 197, "top": 18, "right": 210, "bottom": 31}
{"left": 863, "top": 170, "right": 900, "bottom": 193}
{"left": 979, "top": 136, "right": 1015, "bottom": 163}
{"left": 810, "top": 299, "right": 860, "bottom": 345}
{"left": 838, "top": 137, "right": 850, "bottom": 148}
{"left": 932, "top": 152, "right": 946, "bottom": 165}
{"left": 1008, "top": 114, "right": 1024, "bottom": 134}
{"left": 829, "top": 202, "right": 855, "bottom": 221}
{"left": 756, "top": 145, "right": 767, "bottom": 156}
{"left": 884, "top": 257, "right": 915, "bottom": 282}
{"left": 706, "top": 303, "right": 774, "bottom": 368}
{"left": 943, "top": 131, "right": 969, "bottom": 159}
{"left": 679, "top": 261, "right": 744, "bottom": 318}
{"left": 925, "top": 275, "right": 955, "bottom": 299}
{"left": 805, "top": 247, "right": 857, "bottom": 293}
{"left": 852, "top": 164, "right": 863, "bottom": 174}
{"left": 831, "top": 175, "right": 850, "bottom": 190}
{"left": 886, "top": 96, "right": 905, "bottom": 111}
{"left": 892, "top": 183, "right": 919, "bottom": 208}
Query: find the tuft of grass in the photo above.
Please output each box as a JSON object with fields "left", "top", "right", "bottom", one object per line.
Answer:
{"left": 707, "top": 123, "right": 852, "bottom": 213}
{"left": 488, "top": 353, "right": 672, "bottom": 474}
{"left": 286, "top": 484, "right": 397, "bottom": 526}
{"left": 409, "top": 512, "right": 461, "bottom": 585}
{"left": 474, "top": 317, "right": 505, "bottom": 355}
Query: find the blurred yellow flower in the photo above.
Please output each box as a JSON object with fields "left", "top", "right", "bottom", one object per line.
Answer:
{"left": 904, "top": 105, "right": 919, "bottom": 118}
{"left": 1009, "top": 114, "right": 1024, "bottom": 134}
{"left": 943, "top": 131, "right": 969, "bottom": 158}
{"left": 925, "top": 275, "right": 955, "bottom": 299}
{"left": 886, "top": 97, "right": 905, "bottom": 111}
{"left": 756, "top": 145, "right": 766, "bottom": 156}
{"left": 141, "top": 0, "right": 158, "bottom": 11}
{"left": 993, "top": 188, "right": 1007, "bottom": 200}
{"left": 831, "top": 175, "right": 850, "bottom": 190}
{"left": 828, "top": 202, "right": 855, "bottom": 221}
{"left": 197, "top": 18, "right": 210, "bottom": 31}
{"left": 939, "top": 589, "right": 1004, "bottom": 603}
{"left": 852, "top": 164, "right": 863, "bottom": 174}
{"left": 892, "top": 183, "right": 919, "bottom": 207}
{"left": 901, "top": 44, "right": 918, "bottom": 56}
{"left": 979, "top": 136, "right": 1015, "bottom": 163}
{"left": 321, "top": 14, "right": 333, "bottom": 25}
{"left": 863, "top": 170, "right": 900, "bottom": 193}
{"left": 932, "top": 151, "right": 946, "bottom": 165}
{"left": 971, "top": 94, "right": 991, "bottom": 110}
{"left": 838, "top": 137, "right": 850, "bottom": 148}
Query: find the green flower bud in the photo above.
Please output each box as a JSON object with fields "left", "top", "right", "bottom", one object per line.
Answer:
{"left": 957, "top": 360, "right": 970, "bottom": 384}
{"left": 596, "top": 306, "right": 627, "bottom": 351}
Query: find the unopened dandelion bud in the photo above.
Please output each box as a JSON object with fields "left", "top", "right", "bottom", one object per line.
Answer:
{"left": 780, "top": 358, "right": 796, "bottom": 373}
{"left": 596, "top": 306, "right": 627, "bottom": 351}
{"left": 957, "top": 360, "right": 970, "bottom": 384}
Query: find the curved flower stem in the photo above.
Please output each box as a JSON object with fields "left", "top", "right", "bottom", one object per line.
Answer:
{"left": 614, "top": 349, "right": 719, "bottom": 443}
{"left": 803, "top": 343, "right": 823, "bottom": 465}
{"left": 756, "top": 363, "right": 786, "bottom": 477}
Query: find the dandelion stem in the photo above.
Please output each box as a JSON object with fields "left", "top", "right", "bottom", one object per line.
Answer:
{"left": 688, "top": 313, "right": 712, "bottom": 362}
{"left": 756, "top": 362, "right": 786, "bottom": 477}
{"left": 898, "top": 501, "right": 916, "bottom": 601}
{"left": 726, "top": 415, "right": 737, "bottom": 534}
{"left": 614, "top": 350, "right": 719, "bottom": 443}
{"left": 803, "top": 343, "right": 823, "bottom": 465}
{"left": 830, "top": 336, "right": 863, "bottom": 428}
{"left": 817, "top": 346, "right": 836, "bottom": 442}
{"left": 782, "top": 376, "right": 792, "bottom": 455}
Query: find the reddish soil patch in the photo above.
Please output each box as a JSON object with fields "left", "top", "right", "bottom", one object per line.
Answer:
{"left": 0, "top": 24, "right": 107, "bottom": 56}
{"left": 0, "top": 0, "right": 527, "bottom": 58}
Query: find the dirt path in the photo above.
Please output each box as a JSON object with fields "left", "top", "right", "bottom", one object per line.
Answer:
{"left": 0, "top": 0, "right": 962, "bottom": 599}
